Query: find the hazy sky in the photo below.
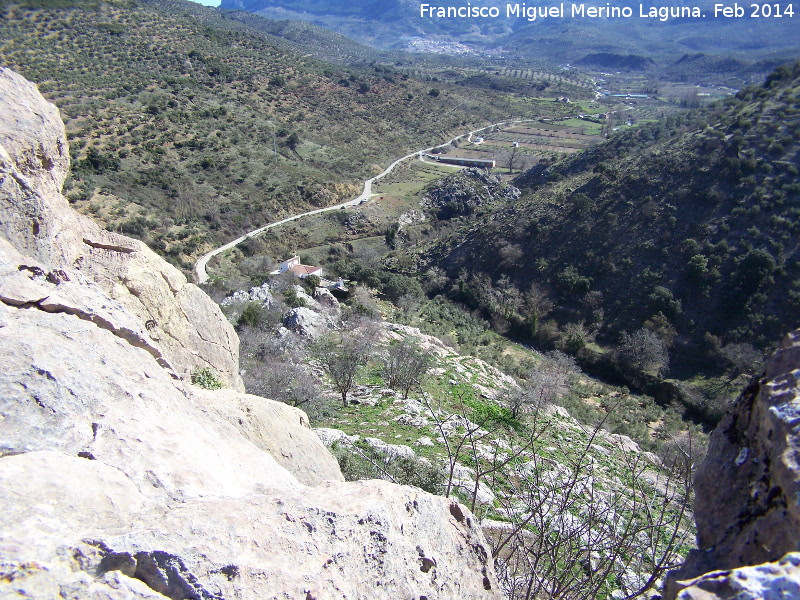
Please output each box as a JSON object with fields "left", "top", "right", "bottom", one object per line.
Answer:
{"left": 189, "top": 0, "right": 220, "bottom": 6}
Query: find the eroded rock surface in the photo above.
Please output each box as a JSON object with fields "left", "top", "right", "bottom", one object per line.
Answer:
{"left": 0, "top": 67, "right": 242, "bottom": 389}
{"left": 284, "top": 305, "right": 327, "bottom": 338}
{"left": 1, "top": 452, "right": 498, "bottom": 600}
{"left": 665, "top": 328, "right": 800, "bottom": 598}
{"left": 193, "top": 387, "right": 342, "bottom": 487}
{"left": 671, "top": 553, "right": 800, "bottom": 600}
{"left": 0, "top": 69, "right": 501, "bottom": 600}
{"left": 0, "top": 239, "right": 303, "bottom": 500}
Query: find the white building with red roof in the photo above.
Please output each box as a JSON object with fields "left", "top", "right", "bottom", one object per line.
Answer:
{"left": 277, "top": 255, "right": 322, "bottom": 279}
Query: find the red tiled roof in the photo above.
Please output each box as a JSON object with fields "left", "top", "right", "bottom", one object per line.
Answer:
{"left": 289, "top": 264, "right": 321, "bottom": 276}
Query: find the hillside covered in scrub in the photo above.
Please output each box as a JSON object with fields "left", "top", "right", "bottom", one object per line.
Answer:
{"left": 214, "top": 265, "right": 700, "bottom": 600}
{"left": 4, "top": 61, "right": 800, "bottom": 600}
{"left": 409, "top": 63, "right": 800, "bottom": 417}
{"left": 0, "top": 0, "right": 588, "bottom": 274}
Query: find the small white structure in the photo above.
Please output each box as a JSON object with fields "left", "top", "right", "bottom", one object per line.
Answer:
{"left": 473, "top": 137, "right": 484, "bottom": 144}
{"left": 278, "top": 255, "right": 322, "bottom": 279}
{"left": 319, "top": 277, "right": 348, "bottom": 292}
{"left": 278, "top": 255, "right": 300, "bottom": 274}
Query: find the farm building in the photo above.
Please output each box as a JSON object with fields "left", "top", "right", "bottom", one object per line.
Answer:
{"left": 426, "top": 155, "right": 496, "bottom": 168}
{"left": 277, "top": 255, "right": 323, "bottom": 279}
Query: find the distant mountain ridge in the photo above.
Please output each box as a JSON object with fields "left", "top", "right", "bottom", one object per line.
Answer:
{"left": 220, "top": 0, "right": 800, "bottom": 70}
{"left": 222, "top": 0, "right": 415, "bottom": 19}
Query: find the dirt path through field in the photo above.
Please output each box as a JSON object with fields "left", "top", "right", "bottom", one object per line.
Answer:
{"left": 195, "top": 119, "right": 535, "bottom": 283}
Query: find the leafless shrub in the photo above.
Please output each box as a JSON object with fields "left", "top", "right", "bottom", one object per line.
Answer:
{"left": 348, "top": 284, "right": 381, "bottom": 317}
{"left": 423, "top": 267, "right": 450, "bottom": 295}
{"left": 490, "top": 415, "right": 694, "bottom": 600}
{"left": 419, "top": 385, "right": 546, "bottom": 515}
{"left": 502, "top": 351, "right": 579, "bottom": 419}
{"left": 617, "top": 328, "right": 670, "bottom": 377}
{"left": 418, "top": 380, "right": 694, "bottom": 600}
{"left": 383, "top": 337, "right": 431, "bottom": 400}
{"left": 239, "top": 325, "right": 332, "bottom": 416}
{"left": 313, "top": 321, "right": 377, "bottom": 406}
{"left": 720, "top": 342, "right": 763, "bottom": 381}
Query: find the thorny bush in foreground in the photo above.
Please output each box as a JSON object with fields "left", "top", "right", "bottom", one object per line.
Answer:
{"left": 418, "top": 385, "right": 695, "bottom": 600}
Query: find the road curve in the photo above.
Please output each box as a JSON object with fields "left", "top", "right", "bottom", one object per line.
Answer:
{"left": 195, "top": 119, "right": 533, "bottom": 283}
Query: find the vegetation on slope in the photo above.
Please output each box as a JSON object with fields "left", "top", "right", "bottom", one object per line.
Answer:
{"left": 411, "top": 62, "right": 800, "bottom": 423}
{"left": 1, "top": 0, "right": 586, "bottom": 272}
{"left": 216, "top": 274, "right": 698, "bottom": 600}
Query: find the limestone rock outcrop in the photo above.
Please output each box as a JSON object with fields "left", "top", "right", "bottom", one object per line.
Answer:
{"left": 0, "top": 69, "right": 501, "bottom": 599}
{"left": 0, "top": 236, "right": 309, "bottom": 499}
{"left": 0, "top": 67, "right": 242, "bottom": 389}
{"left": 284, "top": 305, "right": 327, "bottom": 338}
{"left": 220, "top": 281, "right": 274, "bottom": 308}
{"left": 313, "top": 285, "right": 340, "bottom": 309}
{"left": 665, "top": 328, "right": 800, "bottom": 598}
{"left": 670, "top": 553, "right": 800, "bottom": 600}
{"left": 1, "top": 451, "right": 499, "bottom": 600}
{"left": 192, "top": 387, "right": 341, "bottom": 487}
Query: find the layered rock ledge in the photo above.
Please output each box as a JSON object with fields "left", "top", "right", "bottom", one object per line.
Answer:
{"left": 0, "top": 66, "right": 242, "bottom": 389}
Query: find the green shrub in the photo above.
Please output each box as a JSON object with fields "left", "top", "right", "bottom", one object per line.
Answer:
{"left": 237, "top": 302, "right": 265, "bottom": 329}
{"left": 648, "top": 286, "right": 682, "bottom": 318}
{"left": 331, "top": 441, "right": 445, "bottom": 495}
{"left": 284, "top": 286, "right": 306, "bottom": 308}
{"left": 191, "top": 367, "right": 223, "bottom": 390}
{"left": 462, "top": 394, "right": 520, "bottom": 431}
{"left": 304, "top": 274, "right": 321, "bottom": 292}
{"left": 557, "top": 265, "right": 591, "bottom": 294}
{"left": 734, "top": 248, "right": 775, "bottom": 293}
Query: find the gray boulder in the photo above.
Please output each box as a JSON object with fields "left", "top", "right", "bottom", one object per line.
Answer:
{"left": 671, "top": 553, "right": 800, "bottom": 600}
{"left": 313, "top": 285, "right": 340, "bottom": 309}
{"left": 284, "top": 305, "right": 327, "bottom": 338}
{"left": 221, "top": 282, "right": 273, "bottom": 307}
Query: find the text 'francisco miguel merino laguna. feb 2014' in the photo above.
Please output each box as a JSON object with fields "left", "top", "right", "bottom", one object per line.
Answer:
{"left": 419, "top": 2, "right": 795, "bottom": 21}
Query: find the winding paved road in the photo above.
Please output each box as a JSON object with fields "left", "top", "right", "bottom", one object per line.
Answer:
{"left": 195, "top": 119, "right": 533, "bottom": 284}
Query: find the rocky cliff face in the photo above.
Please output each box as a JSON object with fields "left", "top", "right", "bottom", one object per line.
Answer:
{"left": 0, "top": 68, "right": 501, "bottom": 599}
{"left": 666, "top": 327, "right": 800, "bottom": 599}
{"left": 0, "top": 67, "right": 242, "bottom": 389}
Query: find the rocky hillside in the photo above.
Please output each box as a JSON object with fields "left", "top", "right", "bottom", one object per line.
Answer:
{"left": 0, "top": 68, "right": 501, "bottom": 599}
{"left": 218, "top": 270, "right": 703, "bottom": 598}
{"left": 219, "top": 258, "right": 800, "bottom": 600}
{"left": 415, "top": 62, "right": 800, "bottom": 403}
